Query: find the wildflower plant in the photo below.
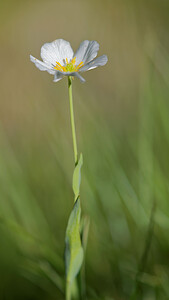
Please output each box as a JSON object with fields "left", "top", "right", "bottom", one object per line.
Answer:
{"left": 30, "top": 38, "right": 107, "bottom": 300}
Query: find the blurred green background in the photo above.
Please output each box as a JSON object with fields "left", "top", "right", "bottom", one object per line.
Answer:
{"left": 0, "top": 0, "right": 169, "bottom": 299}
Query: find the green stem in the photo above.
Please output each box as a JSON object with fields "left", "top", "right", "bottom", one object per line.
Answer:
{"left": 68, "top": 76, "right": 78, "bottom": 166}
{"left": 66, "top": 281, "right": 71, "bottom": 300}
{"left": 66, "top": 76, "right": 78, "bottom": 300}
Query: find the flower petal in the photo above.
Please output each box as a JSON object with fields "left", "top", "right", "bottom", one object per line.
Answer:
{"left": 74, "top": 40, "right": 99, "bottom": 66}
{"left": 53, "top": 71, "right": 64, "bottom": 82}
{"left": 55, "top": 71, "right": 85, "bottom": 83}
{"left": 30, "top": 55, "right": 55, "bottom": 74}
{"left": 41, "top": 39, "right": 74, "bottom": 67}
{"left": 79, "top": 55, "right": 108, "bottom": 72}
{"left": 71, "top": 72, "right": 86, "bottom": 83}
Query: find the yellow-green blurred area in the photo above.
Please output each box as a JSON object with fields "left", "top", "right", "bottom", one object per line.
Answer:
{"left": 0, "top": 0, "right": 169, "bottom": 299}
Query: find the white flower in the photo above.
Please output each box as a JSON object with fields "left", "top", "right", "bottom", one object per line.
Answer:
{"left": 30, "top": 39, "right": 108, "bottom": 83}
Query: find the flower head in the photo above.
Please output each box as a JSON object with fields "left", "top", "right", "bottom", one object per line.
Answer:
{"left": 30, "top": 39, "right": 108, "bottom": 83}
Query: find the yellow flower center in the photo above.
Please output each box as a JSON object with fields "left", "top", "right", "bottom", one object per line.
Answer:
{"left": 54, "top": 57, "right": 84, "bottom": 72}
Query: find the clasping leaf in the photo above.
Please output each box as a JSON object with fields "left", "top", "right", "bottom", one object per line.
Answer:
{"left": 72, "top": 154, "right": 83, "bottom": 202}
{"left": 65, "top": 198, "right": 84, "bottom": 285}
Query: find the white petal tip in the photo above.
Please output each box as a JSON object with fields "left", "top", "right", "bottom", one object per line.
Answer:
{"left": 30, "top": 55, "right": 34, "bottom": 61}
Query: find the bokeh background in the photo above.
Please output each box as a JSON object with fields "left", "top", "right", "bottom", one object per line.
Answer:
{"left": 0, "top": 0, "right": 169, "bottom": 299}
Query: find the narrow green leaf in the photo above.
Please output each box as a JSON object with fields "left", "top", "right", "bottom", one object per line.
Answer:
{"left": 65, "top": 198, "right": 84, "bottom": 285}
{"left": 72, "top": 153, "right": 83, "bottom": 201}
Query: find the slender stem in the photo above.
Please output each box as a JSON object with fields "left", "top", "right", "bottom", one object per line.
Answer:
{"left": 66, "top": 281, "right": 71, "bottom": 300}
{"left": 68, "top": 76, "right": 78, "bottom": 165}
{"left": 66, "top": 76, "right": 78, "bottom": 300}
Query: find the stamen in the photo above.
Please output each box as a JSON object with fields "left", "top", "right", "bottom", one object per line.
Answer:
{"left": 76, "top": 61, "right": 84, "bottom": 71}
{"left": 54, "top": 61, "right": 67, "bottom": 72}
{"left": 54, "top": 58, "right": 83, "bottom": 73}
{"left": 71, "top": 57, "right": 76, "bottom": 65}
{"left": 54, "top": 65, "right": 62, "bottom": 71}
{"left": 56, "top": 61, "right": 64, "bottom": 70}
